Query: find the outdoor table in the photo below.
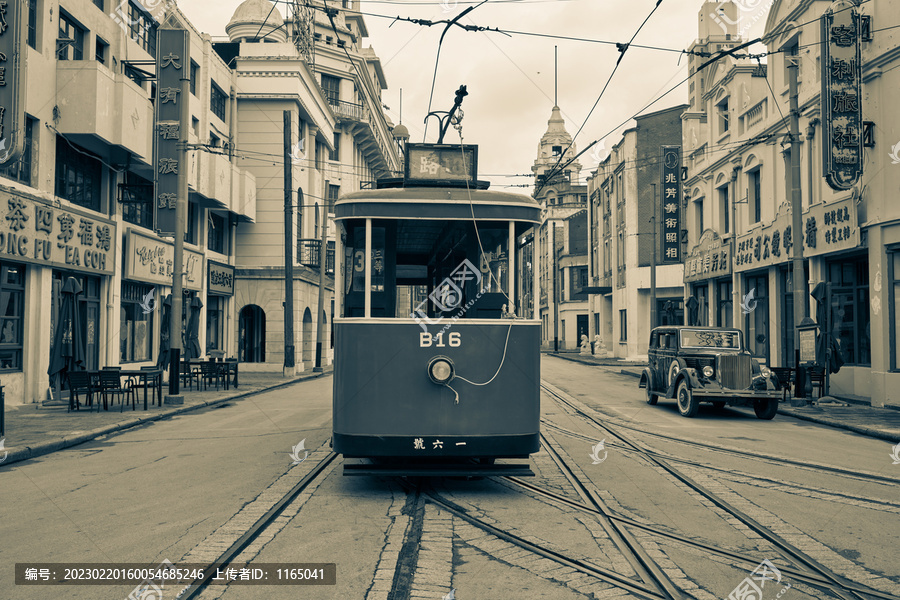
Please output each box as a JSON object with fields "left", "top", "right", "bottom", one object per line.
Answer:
{"left": 187, "top": 359, "right": 238, "bottom": 390}
{"left": 118, "top": 368, "right": 164, "bottom": 410}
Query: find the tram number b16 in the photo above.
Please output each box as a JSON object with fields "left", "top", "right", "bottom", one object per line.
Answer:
{"left": 420, "top": 332, "right": 461, "bottom": 348}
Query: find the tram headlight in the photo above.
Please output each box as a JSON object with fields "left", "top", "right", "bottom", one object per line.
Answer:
{"left": 427, "top": 356, "right": 455, "bottom": 384}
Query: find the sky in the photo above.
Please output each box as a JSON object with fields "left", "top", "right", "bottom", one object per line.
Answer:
{"left": 176, "top": 0, "right": 774, "bottom": 191}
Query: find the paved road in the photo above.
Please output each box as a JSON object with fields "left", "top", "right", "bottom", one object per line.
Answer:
{"left": 4, "top": 357, "right": 899, "bottom": 600}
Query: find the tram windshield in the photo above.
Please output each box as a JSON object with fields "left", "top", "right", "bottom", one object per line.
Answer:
{"left": 341, "top": 219, "right": 535, "bottom": 320}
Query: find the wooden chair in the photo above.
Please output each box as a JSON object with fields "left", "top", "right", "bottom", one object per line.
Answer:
{"left": 808, "top": 366, "right": 826, "bottom": 399}
{"left": 224, "top": 358, "right": 238, "bottom": 389}
{"left": 67, "top": 371, "right": 97, "bottom": 411}
{"left": 769, "top": 367, "right": 794, "bottom": 399}
{"left": 98, "top": 370, "right": 136, "bottom": 412}
{"left": 199, "top": 361, "right": 226, "bottom": 391}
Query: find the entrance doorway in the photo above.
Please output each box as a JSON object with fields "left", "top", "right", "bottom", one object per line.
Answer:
{"left": 238, "top": 305, "right": 266, "bottom": 362}
{"left": 302, "top": 308, "right": 313, "bottom": 363}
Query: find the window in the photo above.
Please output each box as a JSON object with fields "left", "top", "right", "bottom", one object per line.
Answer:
{"left": 695, "top": 197, "right": 704, "bottom": 234}
{"left": 1, "top": 116, "right": 36, "bottom": 185}
{"left": 0, "top": 262, "right": 26, "bottom": 371}
{"left": 719, "top": 186, "right": 730, "bottom": 234}
{"left": 120, "top": 282, "right": 154, "bottom": 363}
{"left": 27, "top": 0, "right": 37, "bottom": 49}
{"left": 55, "top": 136, "right": 102, "bottom": 211}
{"left": 210, "top": 82, "right": 227, "bottom": 121}
{"left": 191, "top": 117, "right": 200, "bottom": 138}
{"left": 185, "top": 202, "right": 197, "bottom": 244}
{"left": 749, "top": 169, "right": 761, "bottom": 224}
{"left": 208, "top": 212, "right": 227, "bottom": 254}
{"left": 93, "top": 0, "right": 104, "bottom": 9}
{"left": 829, "top": 257, "right": 870, "bottom": 366}
{"left": 331, "top": 131, "right": 340, "bottom": 161}
{"left": 127, "top": 1, "right": 157, "bottom": 56}
{"left": 206, "top": 295, "right": 224, "bottom": 353}
{"left": 717, "top": 280, "right": 733, "bottom": 328}
{"left": 120, "top": 171, "right": 153, "bottom": 228}
{"left": 314, "top": 202, "right": 320, "bottom": 239}
{"left": 619, "top": 309, "right": 627, "bottom": 341}
{"left": 209, "top": 133, "right": 220, "bottom": 148}
{"left": 190, "top": 61, "right": 198, "bottom": 96}
{"left": 57, "top": 12, "right": 85, "bottom": 61}
{"left": 95, "top": 37, "right": 108, "bottom": 65}
{"left": 744, "top": 275, "right": 769, "bottom": 362}
{"left": 321, "top": 74, "right": 340, "bottom": 104}
{"left": 717, "top": 98, "right": 729, "bottom": 134}
{"left": 327, "top": 185, "right": 339, "bottom": 214}
{"left": 124, "top": 64, "right": 146, "bottom": 87}
{"left": 551, "top": 145, "right": 562, "bottom": 157}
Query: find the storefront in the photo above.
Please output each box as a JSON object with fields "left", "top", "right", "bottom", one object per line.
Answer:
{"left": 734, "top": 198, "right": 860, "bottom": 368}
{"left": 683, "top": 230, "right": 731, "bottom": 328}
{"left": 207, "top": 261, "right": 234, "bottom": 356}
{"left": 0, "top": 188, "right": 117, "bottom": 403}
{"left": 123, "top": 230, "right": 204, "bottom": 365}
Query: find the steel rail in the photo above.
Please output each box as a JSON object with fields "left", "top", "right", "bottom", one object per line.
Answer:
{"left": 537, "top": 430, "right": 689, "bottom": 600}
{"left": 421, "top": 489, "right": 667, "bottom": 600}
{"left": 541, "top": 420, "right": 900, "bottom": 511}
{"left": 175, "top": 451, "right": 339, "bottom": 600}
{"left": 544, "top": 381, "right": 900, "bottom": 486}
{"left": 542, "top": 383, "right": 892, "bottom": 600}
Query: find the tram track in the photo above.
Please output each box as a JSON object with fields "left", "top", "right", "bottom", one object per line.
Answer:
{"left": 545, "top": 381, "right": 900, "bottom": 487}
{"left": 540, "top": 380, "right": 897, "bottom": 600}
{"left": 175, "top": 450, "right": 338, "bottom": 600}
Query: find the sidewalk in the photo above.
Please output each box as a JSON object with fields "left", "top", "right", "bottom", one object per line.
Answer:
{"left": 0, "top": 368, "right": 333, "bottom": 467}
{"left": 547, "top": 351, "right": 900, "bottom": 443}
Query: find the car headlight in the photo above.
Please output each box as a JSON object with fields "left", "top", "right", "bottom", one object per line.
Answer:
{"left": 702, "top": 365, "right": 714, "bottom": 378}
{"left": 427, "top": 356, "right": 455, "bottom": 384}
{"left": 760, "top": 365, "right": 772, "bottom": 377}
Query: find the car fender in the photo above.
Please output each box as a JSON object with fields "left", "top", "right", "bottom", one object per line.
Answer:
{"left": 668, "top": 366, "right": 702, "bottom": 397}
{"left": 666, "top": 357, "right": 698, "bottom": 398}
{"left": 639, "top": 368, "right": 654, "bottom": 390}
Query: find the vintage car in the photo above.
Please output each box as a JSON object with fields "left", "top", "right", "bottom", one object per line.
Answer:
{"left": 638, "top": 326, "right": 782, "bottom": 419}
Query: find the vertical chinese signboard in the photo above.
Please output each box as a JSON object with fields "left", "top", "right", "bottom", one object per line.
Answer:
{"left": 821, "top": 1, "right": 863, "bottom": 190}
{"left": 660, "top": 145, "right": 682, "bottom": 263}
{"left": 0, "top": 0, "right": 26, "bottom": 165}
{"left": 155, "top": 28, "right": 189, "bottom": 234}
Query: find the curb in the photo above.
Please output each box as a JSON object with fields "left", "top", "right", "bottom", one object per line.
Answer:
{"left": 545, "top": 352, "right": 645, "bottom": 370}
{"left": 776, "top": 408, "right": 900, "bottom": 443}
{"left": 0, "top": 370, "right": 331, "bottom": 468}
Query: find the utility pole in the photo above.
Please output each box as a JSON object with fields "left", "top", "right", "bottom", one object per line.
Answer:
{"left": 314, "top": 178, "right": 328, "bottom": 372}
{"left": 553, "top": 224, "right": 559, "bottom": 352}
{"left": 730, "top": 166, "right": 739, "bottom": 329}
{"left": 166, "top": 28, "right": 190, "bottom": 402}
{"left": 649, "top": 183, "right": 657, "bottom": 330}
{"left": 788, "top": 48, "right": 807, "bottom": 346}
{"left": 283, "top": 111, "right": 295, "bottom": 376}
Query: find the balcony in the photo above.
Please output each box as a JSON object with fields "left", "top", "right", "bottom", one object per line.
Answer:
{"left": 297, "top": 239, "right": 335, "bottom": 275}
{"left": 329, "top": 99, "right": 368, "bottom": 123}
{"left": 327, "top": 99, "right": 395, "bottom": 178}
{"left": 189, "top": 150, "right": 256, "bottom": 221}
{"left": 55, "top": 62, "right": 152, "bottom": 162}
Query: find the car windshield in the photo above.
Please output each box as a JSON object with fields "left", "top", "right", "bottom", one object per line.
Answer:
{"left": 679, "top": 329, "right": 741, "bottom": 349}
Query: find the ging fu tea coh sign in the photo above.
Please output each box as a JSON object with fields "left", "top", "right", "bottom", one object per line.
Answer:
{"left": 821, "top": 1, "right": 863, "bottom": 191}
{"left": 0, "top": 0, "right": 27, "bottom": 165}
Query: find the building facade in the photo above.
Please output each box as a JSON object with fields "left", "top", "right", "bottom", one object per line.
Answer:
{"left": 682, "top": 0, "right": 898, "bottom": 406}
{"left": 587, "top": 105, "right": 688, "bottom": 360}
{"left": 532, "top": 107, "right": 589, "bottom": 350}
{"left": 218, "top": 0, "right": 399, "bottom": 373}
{"left": 0, "top": 0, "right": 258, "bottom": 405}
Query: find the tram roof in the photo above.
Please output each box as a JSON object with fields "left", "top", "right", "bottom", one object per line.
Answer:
{"left": 334, "top": 186, "right": 541, "bottom": 223}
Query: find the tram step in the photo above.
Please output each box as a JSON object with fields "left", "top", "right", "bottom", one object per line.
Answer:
{"left": 343, "top": 462, "right": 535, "bottom": 477}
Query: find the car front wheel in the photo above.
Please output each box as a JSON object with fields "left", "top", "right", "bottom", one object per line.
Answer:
{"left": 676, "top": 380, "right": 699, "bottom": 417}
{"left": 754, "top": 398, "right": 778, "bottom": 420}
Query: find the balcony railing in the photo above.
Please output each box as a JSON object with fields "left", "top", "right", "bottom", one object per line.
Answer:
{"left": 298, "top": 239, "right": 334, "bottom": 275}
{"left": 329, "top": 99, "right": 368, "bottom": 123}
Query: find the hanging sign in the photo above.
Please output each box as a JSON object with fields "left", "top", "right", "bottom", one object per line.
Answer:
{"left": 0, "top": 0, "right": 27, "bottom": 165}
{"left": 660, "top": 146, "right": 682, "bottom": 263}
{"left": 683, "top": 230, "right": 731, "bottom": 283}
{"left": 154, "top": 27, "right": 190, "bottom": 234}
{"left": 821, "top": 1, "right": 863, "bottom": 190}
{"left": 125, "top": 230, "right": 203, "bottom": 291}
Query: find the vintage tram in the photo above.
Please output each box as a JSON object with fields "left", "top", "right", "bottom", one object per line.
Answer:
{"left": 332, "top": 143, "right": 541, "bottom": 476}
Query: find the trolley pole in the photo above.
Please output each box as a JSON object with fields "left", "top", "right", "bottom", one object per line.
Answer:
{"left": 314, "top": 178, "right": 328, "bottom": 372}
{"left": 283, "top": 111, "right": 295, "bottom": 376}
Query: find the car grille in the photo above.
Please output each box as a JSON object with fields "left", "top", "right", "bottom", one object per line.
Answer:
{"left": 684, "top": 357, "right": 714, "bottom": 371}
{"left": 718, "top": 354, "right": 751, "bottom": 389}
